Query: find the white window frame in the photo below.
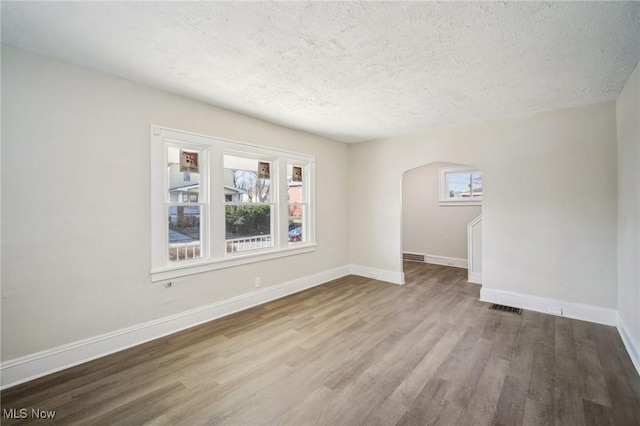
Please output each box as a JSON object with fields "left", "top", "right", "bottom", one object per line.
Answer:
{"left": 151, "top": 126, "right": 316, "bottom": 282}
{"left": 439, "top": 166, "right": 482, "bottom": 206}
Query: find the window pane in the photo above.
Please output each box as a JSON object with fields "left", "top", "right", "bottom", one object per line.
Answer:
{"left": 446, "top": 172, "right": 475, "bottom": 199}
{"left": 289, "top": 204, "right": 304, "bottom": 243}
{"left": 168, "top": 146, "right": 200, "bottom": 202}
{"left": 168, "top": 205, "right": 202, "bottom": 262}
{"left": 471, "top": 173, "right": 483, "bottom": 198}
{"left": 287, "top": 164, "right": 304, "bottom": 203}
{"left": 224, "top": 155, "right": 271, "bottom": 203}
{"left": 225, "top": 205, "right": 272, "bottom": 253}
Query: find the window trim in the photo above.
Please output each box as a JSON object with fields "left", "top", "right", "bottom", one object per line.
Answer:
{"left": 438, "top": 166, "right": 483, "bottom": 206}
{"left": 151, "top": 125, "right": 316, "bottom": 282}
{"left": 150, "top": 244, "right": 318, "bottom": 282}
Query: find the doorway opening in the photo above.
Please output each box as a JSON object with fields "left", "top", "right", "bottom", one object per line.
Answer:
{"left": 401, "top": 162, "right": 482, "bottom": 284}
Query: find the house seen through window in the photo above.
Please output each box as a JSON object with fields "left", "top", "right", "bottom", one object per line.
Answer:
{"left": 224, "top": 155, "right": 273, "bottom": 253}
{"left": 168, "top": 147, "right": 203, "bottom": 262}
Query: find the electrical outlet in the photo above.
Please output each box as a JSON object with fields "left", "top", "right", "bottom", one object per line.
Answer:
{"left": 255, "top": 277, "right": 261, "bottom": 288}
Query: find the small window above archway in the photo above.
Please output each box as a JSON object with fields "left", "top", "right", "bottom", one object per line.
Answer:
{"left": 439, "top": 166, "right": 482, "bottom": 206}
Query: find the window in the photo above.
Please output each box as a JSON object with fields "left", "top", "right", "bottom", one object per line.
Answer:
{"left": 151, "top": 126, "right": 316, "bottom": 281}
{"left": 224, "top": 154, "right": 274, "bottom": 253}
{"left": 439, "top": 166, "right": 482, "bottom": 205}
{"left": 288, "top": 164, "right": 306, "bottom": 243}
{"left": 166, "top": 145, "right": 206, "bottom": 262}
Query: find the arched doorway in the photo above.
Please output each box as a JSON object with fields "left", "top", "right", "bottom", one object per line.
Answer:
{"left": 401, "top": 161, "right": 482, "bottom": 283}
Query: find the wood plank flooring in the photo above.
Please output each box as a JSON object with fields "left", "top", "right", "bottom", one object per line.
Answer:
{"left": 2, "top": 262, "right": 639, "bottom": 425}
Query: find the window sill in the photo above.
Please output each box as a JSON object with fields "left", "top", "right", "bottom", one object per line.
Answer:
{"left": 439, "top": 200, "right": 482, "bottom": 206}
{"left": 151, "top": 244, "right": 318, "bottom": 282}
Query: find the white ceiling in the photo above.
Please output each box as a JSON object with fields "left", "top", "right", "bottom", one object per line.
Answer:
{"left": 2, "top": 1, "right": 639, "bottom": 143}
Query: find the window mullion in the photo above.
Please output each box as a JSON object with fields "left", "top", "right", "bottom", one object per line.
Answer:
{"left": 210, "top": 145, "right": 225, "bottom": 259}
{"left": 278, "top": 159, "right": 288, "bottom": 249}
{"left": 307, "top": 161, "right": 316, "bottom": 244}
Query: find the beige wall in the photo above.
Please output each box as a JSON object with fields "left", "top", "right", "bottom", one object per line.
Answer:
{"left": 350, "top": 101, "right": 618, "bottom": 308}
{"left": 402, "top": 162, "right": 481, "bottom": 260}
{"left": 617, "top": 61, "right": 640, "bottom": 352}
{"left": 0, "top": 46, "right": 350, "bottom": 361}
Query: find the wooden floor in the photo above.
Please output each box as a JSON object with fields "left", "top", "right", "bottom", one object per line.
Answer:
{"left": 2, "top": 262, "right": 639, "bottom": 425}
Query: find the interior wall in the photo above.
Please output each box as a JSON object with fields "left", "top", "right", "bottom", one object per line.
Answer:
{"left": 0, "top": 46, "right": 350, "bottom": 361}
{"left": 350, "top": 101, "right": 618, "bottom": 309}
{"left": 402, "top": 162, "right": 481, "bottom": 260}
{"left": 617, "top": 61, "right": 640, "bottom": 351}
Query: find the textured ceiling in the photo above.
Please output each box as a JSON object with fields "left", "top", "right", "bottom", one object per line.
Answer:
{"left": 2, "top": 1, "right": 639, "bottom": 143}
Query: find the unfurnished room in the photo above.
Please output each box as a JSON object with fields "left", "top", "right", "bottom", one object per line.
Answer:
{"left": 1, "top": 1, "right": 639, "bottom": 425}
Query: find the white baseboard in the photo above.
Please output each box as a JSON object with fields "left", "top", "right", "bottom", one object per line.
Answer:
{"left": 426, "top": 255, "right": 468, "bottom": 269}
{"left": 468, "top": 271, "right": 482, "bottom": 285}
{"left": 349, "top": 264, "right": 405, "bottom": 285}
{"left": 0, "top": 265, "right": 351, "bottom": 390}
{"left": 617, "top": 313, "right": 640, "bottom": 377}
{"left": 480, "top": 287, "right": 617, "bottom": 326}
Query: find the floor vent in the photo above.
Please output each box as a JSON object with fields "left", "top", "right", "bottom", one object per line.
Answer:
{"left": 489, "top": 304, "right": 523, "bottom": 315}
{"left": 403, "top": 252, "right": 425, "bottom": 262}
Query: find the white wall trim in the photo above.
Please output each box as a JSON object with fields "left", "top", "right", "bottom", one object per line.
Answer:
{"left": 425, "top": 255, "right": 468, "bottom": 269}
{"left": 480, "top": 287, "right": 618, "bottom": 326}
{"left": 349, "top": 264, "right": 405, "bottom": 285}
{"left": 467, "top": 214, "right": 482, "bottom": 284}
{"left": 0, "top": 265, "right": 351, "bottom": 390}
{"left": 468, "top": 272, "right": 482, "bottom": 285}
{"left": 617, "top": 313, "right": 640, "bottom": 377}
